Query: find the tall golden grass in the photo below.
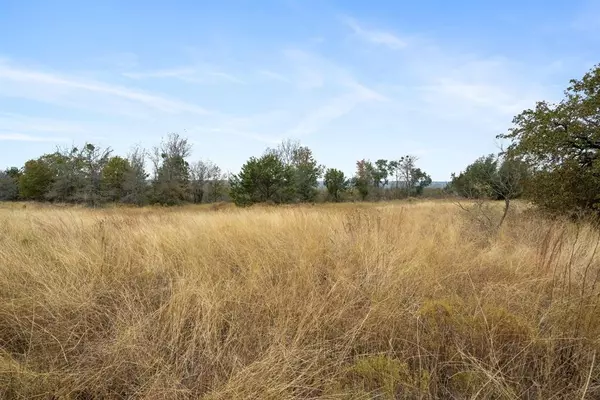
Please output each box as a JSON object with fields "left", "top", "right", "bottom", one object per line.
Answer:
{"left": 1, "top": 201, "right": 599, "bottom": 399}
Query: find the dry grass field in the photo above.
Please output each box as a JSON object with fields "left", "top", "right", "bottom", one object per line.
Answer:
{"left": 1, "top": 201, "right": 599, "bottom": 399}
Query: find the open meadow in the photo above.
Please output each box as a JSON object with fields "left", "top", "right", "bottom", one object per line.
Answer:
{"left": 1, "top": 201, "right": 599, "bottom": 399}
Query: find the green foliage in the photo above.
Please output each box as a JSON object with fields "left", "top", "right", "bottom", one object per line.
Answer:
{"left": 0, "top": 168, "right": 20, "bottom": 200}
{"left": 121, "top": 145, "right": 149, "bottom": 206}
{"left": 349, "top": 156, "right": 432, "bottom": 200}
{"left": 4, "top": 167, "right": 20, "bottom": 181}
{"left": 388, "top": 160, "right": 399, "bottom": 187}
{"left": 153, "top": 156, "right": 190, "bottom": 205}
{"left": 324, "top": 168, "right": 349, "bottom": 202}
{"left": 8, "top": 132, "right": 440, "bottom": 207}
{"left": 102, "top": 156, "right": 131, "bottom": 201}
{"left": 19, "top": 157, "right": 55, "bottom": 200}
{"left": 78, "top": 143, "right": 113, "bottom": 206}
{"left": 394, "top": 155, "right": 432, "bottom": 197}
{"left": 450, "top": 154, "right": 528, "bottom": 200}
{"left": 450, "top": 154, "right": 499, "bottom": 198}
{"left": 229, "top": 153, "right": 295, "bottom": 206}
{"left": 34, "top": 144, "right": 113, "bottom": 205}
{"left": 495, "top": 157, "right": 529, "bottom": 200}
{"left": 291, "top": 146, "right": 324, "bottom": 202}
{"left": 371, "top": 159, "right": 389, "bottom": 188}
{"left": 498, "top": 64, "right": 600, "bottom": 215}
{"left": 411, "top": 168, "right": 432, "bottom": 195}
{"left": 43, "top": 150, "right": 83, "bottom": 202}
{"left": 267, "top": 140, "right": 323, "bottom": 202}
{"left": 352, "top": 159, "right": 373, "bottom": 200}
{"left": 151, "top": 133, "right": 191, "bottom": 205}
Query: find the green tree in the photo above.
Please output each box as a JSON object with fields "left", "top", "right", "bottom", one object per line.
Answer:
{"left": 498, "top": 64, "right": 600, "bottom": 215}
{"left": 79, "top": 143, "right": 112, "bottom": 206}
{"left": 388, "top": 160, "right": 399, "bottom": 188}
{"left": 122, "top": 145, "right": 149, "bottom": 206}
{"left": 352, "top": 159, "right": 373, "bottom": 201}
{"left": 494, "top": 157, "right": 529, "bottom": 200}
{"left": 102, "top": 156, "right": 131, "bottom": 201}
{"left": 412, "top": 168, "right": 432, "bottom": 195}
{"left": 371, "top": 159, "right": 389, "bottom": 189}
{"left": 4, "top": 167, "right": 20, "bottom": 181}
{"left": 38, "top": 144, "right": 111, "bottom": 205}
{"left": 267, "top": 139, "right": 323, "bottom": 202}
{"left": 395, "top": 155, "right": 432, "bottom": 197}
{"left": 291, "top": 146, "right": 324, "bottom": 202}
{"left": 449, "top": 155, "right": 499, "bottom": 199}
{"left": 451, "top": 154, "right": 529, "bottom": 227}
{"left": 324, "top": 168, "right": 349, "bottom": 202}
{"left": 43, "top": 149, "right": 80, "bottom": 202}
{"left": 150, "top": 133, "right": 191, "bottom": 205}
{"left": 19, "top": 157, "right": 55, "bottom": 200}
{"left": 450, "top": 155, "right": 528, "bottom": 200}
{"left": 367, "top": 159, "right": 389, "bottom": 199}
{"left": 229, "top": 153, "right": 294, "bottom": 206}
{"left": 0, "top": 168, "right": 20, "bottom": 201}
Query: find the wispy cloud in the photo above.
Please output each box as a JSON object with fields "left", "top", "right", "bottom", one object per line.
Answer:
{"left": 0, "top": 9, "right": 576, "bottom": 179}
{"left": 195, "top": 110, "right": 292, "bottom": 144}
{"left": 286, "top": 91, "right": 380, "bottom": 137}
{"left": 122, "top": 67, "right": 197, "bottom": 80}
{"left": 91, "top": 52, "right": 140, "bottom": 70}
{"left": 410, "top": 54, "right": 554, "bottom": 123}
{"left": 0, "top": 112, "right": 87, "bottom": 134}
{"left": 208, "top": 71, "right": 244, "bottom": 84}
{"left": 282, "top": 49, "right": 327, "bottom": 89}
{"left": 0, "top": 113, "right": 143, "bottom": 146}
{"left": 258, "top": 69, "right": 291, "bottom": 83}
{"left": 341, "top": 16, "right": 407, "bottom": 50}
{"left": 268, "top": 48, "right": 389, "bottom": 137}
{"left": 423, "top": 79, "right": 534, "bottom": 116}
{"left": 0, "top": 132, "right": 68, "bottom": 142}
{"left": 204, "top": 127, "right": 280, "bottom": 144}
{"left": 123, "top": 66, "right": 244, "bottom": 84}
{"left": 342, "top": 80, "right": 389, "bottom": 102}
{"left": 0, "top": 61, "right": 212, "bottom": 115}
{"left": 283, "top": 48, "right": 389, "bottom": 95}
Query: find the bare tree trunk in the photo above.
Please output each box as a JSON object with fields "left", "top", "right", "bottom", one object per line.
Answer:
{"left": 498, "top": 197, "right": 510, "bottom": 229}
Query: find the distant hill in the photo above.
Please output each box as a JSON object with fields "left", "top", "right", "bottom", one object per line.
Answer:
{"left": 428, "top": 181, "right": 449, "bottom": 189}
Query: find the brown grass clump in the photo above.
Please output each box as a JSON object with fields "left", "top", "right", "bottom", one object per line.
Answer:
{"left": 0, "top": 201, "right": 599, "bottom": 399}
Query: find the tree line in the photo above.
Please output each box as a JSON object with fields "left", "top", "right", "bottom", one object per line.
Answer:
{"left": 3, "top": 63, "right": 598, "bottom": 215}
{"left": 447, "top": 63, "right": 600, "bottom": 219}
{"left": 0, "top": 135, "right": 433, "bottom": 206}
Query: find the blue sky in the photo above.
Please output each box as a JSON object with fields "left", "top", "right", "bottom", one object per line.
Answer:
{"left": 1, "top": 0, "right": 598, "bottom": 180}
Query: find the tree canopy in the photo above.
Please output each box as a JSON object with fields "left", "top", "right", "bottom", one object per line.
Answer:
{"left": 450, "top": 154, "right": 529, "bottom": 201}
{"left": 0, "top": 169, "right": 19, "bottom": 201}
{"left": 498, "top": 64, "right": 600, "bottom": 215}
{"left": 3, "top": 135, "right": 434, "bottom": 206}
{"left": 229, "top": 153, "right": 295, "bottom": 206}
{"left": 324, "top": 168, "right": 349, "bottom": 202}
